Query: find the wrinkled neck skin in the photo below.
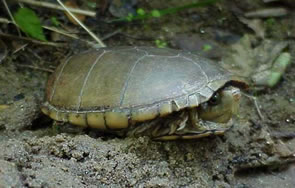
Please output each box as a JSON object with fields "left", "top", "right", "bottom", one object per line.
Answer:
{"left": 115, "top": 86, "right": 241, "bottom": 140}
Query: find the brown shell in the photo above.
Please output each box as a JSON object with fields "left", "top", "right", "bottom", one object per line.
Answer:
{"left": 42, "top": 46, "right": 242, "bottom": 129}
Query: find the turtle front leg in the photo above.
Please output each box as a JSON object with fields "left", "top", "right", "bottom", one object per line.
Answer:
{"left": 124, "top": 111, "right": 188, "bottom": 139}
{"left": 155, "top": 109, "right": 226, "bottom": 140}
{"left": 152, "top": 111, "right": 188, "bottom": 138}
{"left": 154, "top": 110, "right": 212, "bottom": 140}
{"left": 126, "top": 109, "right": 224, "bottom": 140}
{"left": 188, "top": 108, "right": 206, "bottom": 131}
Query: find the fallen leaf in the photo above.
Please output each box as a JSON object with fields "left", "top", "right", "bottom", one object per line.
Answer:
{"left": 239, "top": 17, "right": 265, "bottom": 39}
{"left": 14, "top": 7, "right": 46, "bottom": 41}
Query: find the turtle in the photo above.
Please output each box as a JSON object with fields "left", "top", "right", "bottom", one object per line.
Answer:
{"left": 41, "top": 46, "right": 247, "bottom": 140}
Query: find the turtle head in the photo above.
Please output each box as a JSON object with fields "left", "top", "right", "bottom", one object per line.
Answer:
{"left": 197, "top": 86, "right": 241, "bottom": 123}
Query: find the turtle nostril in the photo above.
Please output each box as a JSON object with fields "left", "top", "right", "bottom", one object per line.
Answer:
{"left": 232, "top": 88, "right": 241, "bottom": 102}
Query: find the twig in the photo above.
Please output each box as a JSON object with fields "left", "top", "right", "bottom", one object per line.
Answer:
{"left": 15, "top": 64, "right": 54, "bottom": 73}
{"left": 0, "top": 17, "right": 98, "bottom": 47}
{"left": 253, "top": 97, "right": 264, "bottom": 120}
{"left": 245, "top": 8, "right": 288, "bottom": 18}
{"left": 101, "top": 29, "right": 122, "bottom": 41}
{"left": 2, "top": 0, "right": 21, "bottom": 36}
{"left": 18, "top": 0, "right": 96, "bottom": 17}
{"left": 12, "top": 43, "right": 28, "bottom": 54}
{"left": 42, "top": 26, "right": 97, "bottom": 47}
{"left": 0, "top": 17, "right": 11, "bottom": 24}
{"left": 242, "top": 92, "right": 264, "bottom": 120}
{"left": 0, "top": 32, "right": 67, "bottom": 47}
{"left": 56, "top": 0, "right": 106, "bottom": 47}
{"left": 43, "top": 26, "right": 79, "bottom": 39}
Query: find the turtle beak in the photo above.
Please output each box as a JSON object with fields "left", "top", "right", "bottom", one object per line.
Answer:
{"left": 219, "top": 86, "right": 241, "bottom": 118}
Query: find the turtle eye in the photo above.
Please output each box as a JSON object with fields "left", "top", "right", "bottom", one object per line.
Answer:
{"left": 208, "top": 93, "right": 221, "bottom": 106}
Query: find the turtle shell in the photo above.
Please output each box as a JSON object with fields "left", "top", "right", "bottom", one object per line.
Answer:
{"left": 42, "top": 46, "right": 242, "bottom": 130}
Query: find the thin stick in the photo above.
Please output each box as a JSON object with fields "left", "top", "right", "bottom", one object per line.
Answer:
{"left": 101, "top": 29, "right": 122, "bottom": 40}
{"left": 242, "top": 92, "right": 264, "bottom": 120}
{"left": 42, "top": 26, "right": 96, "bottom": 47}
{"left": 43, "top": 26, "right": 79, "bottom": 39}
{"left": 0, "top": 17, "right": 11, "bottom": 24}
{"left": 56, "top": 0, "right": 106, "bottom": 47}
{"left": 2, "top": 0, "right": 22, "bottom": 36}
{"left": 0, "top": 32, "right": 67, "bottom": 47}
{"left": 0, "top": 17, "right": 97, "bottom": 47}
{"left": 16, "top": 64, "right": 54, "bottom": 72}
{"left": 12, "top": 43, "right": 28, "bottom": 54}
{"left": 253, "top": 98, "right": 264, "bottom": 120}
{"left": 18, "top": 0, "right": 96, "bottom": 17}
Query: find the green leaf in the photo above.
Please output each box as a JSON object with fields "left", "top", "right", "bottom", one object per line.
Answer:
{"left": 155, "top": 39, "right": 167, "bottom": 48}
{"left": 126, "top": 13, "right": 134, "bottom": 22}
{"left": 202, "top": 44, "right": 212, "bottom": 52}
{"left": 50, "top": 16, "right": 60, "bottom": 27}
{"left": 151, "top": 10, "right": 161, "bottom": 18}
{"left": 14, "top": 7, "right": 46, "bottom": 41}
{"left": 136, "top": 8, "right": 145, "bottom": 16}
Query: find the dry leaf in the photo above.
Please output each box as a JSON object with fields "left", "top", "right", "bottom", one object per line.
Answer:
{"left": 239, "top": 17, "right": 265, "bottom": 39}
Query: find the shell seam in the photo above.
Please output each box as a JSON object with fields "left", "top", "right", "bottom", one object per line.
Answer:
{"left": 49, "top": 55, "right": 73, "bottom": 102}
{"left": 76, "top": 50, "right": 107, "bottom": 111}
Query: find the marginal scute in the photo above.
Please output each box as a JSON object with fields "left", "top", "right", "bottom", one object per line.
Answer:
{"left": 131, "top": 105, "right": 159, "bottom": 122}
{"left": 87, "top": 112, "right": 105, "bottom": 129}
{"left": 159, "top": 102, "right": 172, "bottom": 117}
{"left": 198, "top": 94, "right": 207, "bottom": 104}
{"left": 198, "top": 87, "right": 214, "bottom": 102}
{"left": 188, "top": 94, "right": 199, "bottom": 107}
{"left": 48, "top": 110, "right": 58, "bottom": 121}
{"left": 41, "top": 107, "right": 49, "bottom": 115}
{"left": 56, "top": 112, "right": 68, "bottom": 122}
{"left": 68, "top": 113, "right": 87, "bottom": 127}
{"left": 208, "top": 80, "right": 227, "bottom": 91}
{"left": 42, "top": 104, "right": 68, "bottom": 122}
{"left": 105, "top": 111, "right": 129, "bottom": 129}
{"left": 171, "top": 96, "right": 188, "bottom": 111}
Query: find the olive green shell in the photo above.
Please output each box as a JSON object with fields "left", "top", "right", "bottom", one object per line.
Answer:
{"left": 42, "top": 46, "right": 238, "bottom": 130}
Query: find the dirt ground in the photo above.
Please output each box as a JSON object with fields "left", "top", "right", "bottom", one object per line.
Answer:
{"left": 0, "top": 0, "right": 295, "bottom": 187}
